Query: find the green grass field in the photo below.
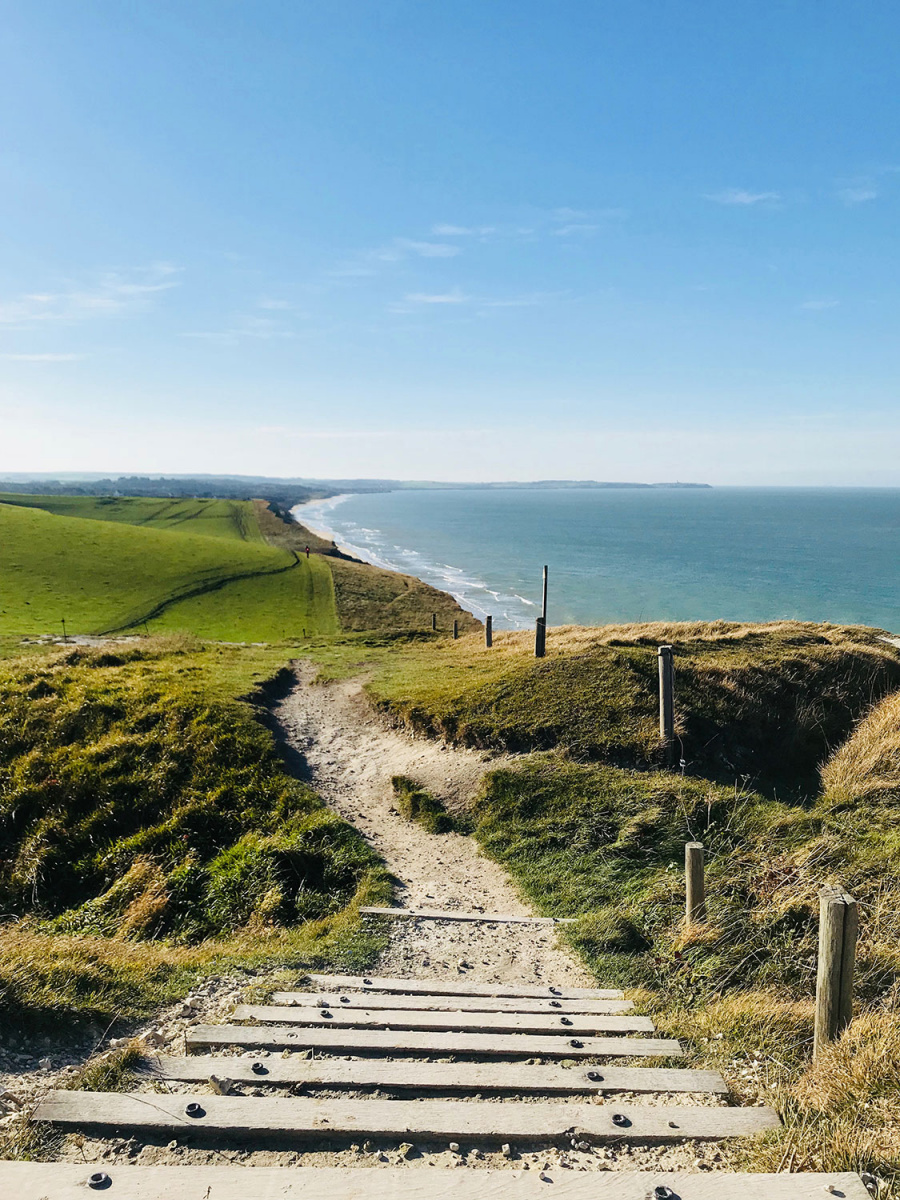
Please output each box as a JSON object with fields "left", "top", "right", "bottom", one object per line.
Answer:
{"left": 146, "top": 550, "right": 339, "bottom": 641}
{"left": 0, "top": 499, "right": 339, "bottom": 640}
{"left": 0, "top": 493, "right": 262, "bottom": 541}
{"left": 0, "top": 495, "right": 471, "bottom": 643}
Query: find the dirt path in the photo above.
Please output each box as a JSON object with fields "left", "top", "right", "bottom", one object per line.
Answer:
{"left": 272, "top": 665, "right": 592, "bottom": 989}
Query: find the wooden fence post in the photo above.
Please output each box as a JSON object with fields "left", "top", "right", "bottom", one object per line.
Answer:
{"left": 432, "top": 613, "right": 437, "bottom": 631}
{"left": 453, "top": 620, "right": 459, "bottom": 640}
{"left": 658, "top": 645, "right": 675, "bottom": 766}
{"left": 485, "top": 616, "right": 493, "bottom": 648}
{"left": 814, "top": 885, "right": 858, "bottom": 1059}
{"left": 534, "top": 617, "right": 546, "bottom": 658}
{"left": 685, "top": 841, "right": 706, "bottom": 924}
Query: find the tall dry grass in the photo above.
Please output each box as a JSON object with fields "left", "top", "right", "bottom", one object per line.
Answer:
{"left": 822, "top": 689, "right": 900, "bottom": 805}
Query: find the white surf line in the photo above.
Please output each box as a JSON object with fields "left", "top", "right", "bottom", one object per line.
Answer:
{"left": 291, "top": 498, "right": 531, "bottom": 629}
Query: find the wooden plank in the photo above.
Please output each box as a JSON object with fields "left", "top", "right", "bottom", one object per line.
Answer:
{"left": 186, "top": 1023, "right": 681, "bottom": 1059}
{"left": 270, "top": 990, "right": 635, "bottom": 1015}
{"left": 361, "top": 907, "right": 577, "bottom": 925}
{"left": 233, "top": 1004, "right": 655, "bottom": 1036}
{"left": 0, "top": 1164, "right": 874, "bottom": 1200}
{"left": 307, "top": 974, "right": 624, "bottom": 1000}
{"left": 147, "top": 1053, "right": 728, "bottom": 1094}
{"left": 34, "top": 1090, "right": 779, "bottom": 1142}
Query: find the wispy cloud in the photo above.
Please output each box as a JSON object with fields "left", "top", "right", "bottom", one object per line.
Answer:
{"left": 704, "top": 189, "right": 781, "bottom": 206}
{"left": 330, "top": 236, "right": 461, "bottom": 278}
{"left": 0, "top": 352, "right": 85, "bottom": 361}
{"left": 549, "top": 207, "right": 626, "bottom": 236}
{"left": 0, "top": 263, "right": 180, "bottom": 328}
{"left": 256, "top": 296, "right": 295, "bottom": 310}
{"left": 799, "top": 299, "right": 839, "bottom": 310}
{"left": 404, "top": 289, "right": 470, "bottom": 305}
{"left": 395, "top": 239, "right": 460, "bottom": 258}
{"left": 552, "top": 223, "right": 600, "bottom": 237}
{"left": 431, "top": 223, "right": 496, "bottom": 237}
{"left": 392, "top": 289, "right": 563, "bottom": 315}
{"left": 477, "top": 291, "right": 564, "bottom": 309}
{"left": 182, "top": 314, "right": 297, "bottom": 342}
{"left": 837, "top": 183, "right": 878, "bottom": 206}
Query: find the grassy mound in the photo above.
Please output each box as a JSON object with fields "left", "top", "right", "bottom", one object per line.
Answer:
{"left": 391, "top": 775, "right": 456, "bottom": 833}
{"left": 0, "top": 640, "right": 391, "bottom": 1030}
{"left": 821, "top": 689, "right": 900, "bottom": 807}
{"left": 368, "top": 621, "right": 900, "bottom": 793}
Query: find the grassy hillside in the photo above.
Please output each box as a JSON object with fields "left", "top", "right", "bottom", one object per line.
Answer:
{"left": 0, "top": 496, "right": 476, "bottom": 643}
{"left": 0, "top": 493, "right": 263, "bottom": 541}
{"left": 0, "top": 639, "right": 391, "bottom": 1032}
{"left": 0, "top": 501, "right": 337, "bottom": 640}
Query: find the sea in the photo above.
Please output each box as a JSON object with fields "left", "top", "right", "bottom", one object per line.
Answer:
{"left": 294, "top": 488, "right": 900, "bottom": 633}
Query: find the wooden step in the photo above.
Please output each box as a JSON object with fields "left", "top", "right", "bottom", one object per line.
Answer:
{"left": 34, "top": 1090, "right": 779, "bottom": 1142}
{"left": 186, "top": 1023, "right": 681, "bottom": 1059}
{"left": 146, "top": 1054, "right": 728, "bottom": 1094}
{"left": 271, "top": 990, "right": 635, "bottom": 1015}
{"left": 232, "top": 1004, "right": 655, "bottom": 1036}
{"left": 361, "top": 907, "right": 577, "bottom": 924}
{"left": 0, "top": 1164, "right": 874, "bottom": 1200}
{"left": 307, "top": 974, "right": 624, "bottom": 1000}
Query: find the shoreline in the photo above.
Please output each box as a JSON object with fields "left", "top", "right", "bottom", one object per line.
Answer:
{"left": 291, "top": 496, "right": 527, "bottom": 628}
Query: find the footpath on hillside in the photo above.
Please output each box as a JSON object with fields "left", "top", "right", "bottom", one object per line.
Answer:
{"left": 273, "top": 664, "right": 590, "bottom": 990}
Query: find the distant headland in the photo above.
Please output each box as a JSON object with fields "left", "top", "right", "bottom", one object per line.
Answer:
{"left": 0, "top": 473, "right": 711, "bottom": 506}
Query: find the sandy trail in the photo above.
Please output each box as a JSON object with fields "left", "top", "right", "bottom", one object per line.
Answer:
{"left": 272, "top": 664, "right": 592, "bottom": 988}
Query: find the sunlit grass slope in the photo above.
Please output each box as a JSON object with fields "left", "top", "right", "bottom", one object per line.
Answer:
{"left": 0, "top": 502, "right": 336, "bottom": 639}
{"left": 147, "top": 550, "right": 339, "bottom": 641}
{"left": 0, "top": 493, "right": 263, "bottom": 541}
{"left": 0, "top": 639, "right": 391, "bottom": 1033}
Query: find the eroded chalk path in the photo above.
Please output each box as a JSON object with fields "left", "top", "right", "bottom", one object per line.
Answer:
{"left": 272, "top": 664, "right": 592, "bottom": 988}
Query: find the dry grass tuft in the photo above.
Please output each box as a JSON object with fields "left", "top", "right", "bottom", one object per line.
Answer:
{"left": 822, "top": 689, "right": 900, "bottom": 805}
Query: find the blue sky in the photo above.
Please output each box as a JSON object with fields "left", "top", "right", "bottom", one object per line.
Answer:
{"left": 2, "top": 1, "right": 900, "bottom": 483}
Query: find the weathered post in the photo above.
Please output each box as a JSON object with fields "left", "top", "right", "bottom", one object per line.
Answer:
{"left": 838, "top": 891, "right": 859, "bottom": 1033}
{"left": 485, "top": 615, "right": 493, "bottom": 648}
{"left": 658, "top": 645, "right": 675, "bottom": 766}
{"left": 61, "top": 618, "right": 67, "bottom": 644}
{"left": 453, "top": 620, "right": 459, "bottom": 640}
{"left": 535, "top": 617, "right": 546, "bottom": 658}
{"left": 815, "top": 886, "right": 858, "bottom": 1059}
{"left": 685, "top": 842, "right": 706, "bottom": 925}
{"left": 432, "top": 612, "right": 437, "bottom": 631}
{"left": 541, "top": 565, "right": 548, "bottom": 622}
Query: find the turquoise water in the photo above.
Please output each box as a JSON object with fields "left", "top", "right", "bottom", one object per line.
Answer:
{"left": 295, "top": 488, "right": 900, "bottom": 632}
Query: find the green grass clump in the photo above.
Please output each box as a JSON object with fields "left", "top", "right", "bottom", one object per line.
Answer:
{"left": 391, "top": 775, "right": 456, "bottom": 834}
{"left": 68, "top": 1042, "right": 144, "bottom": 1092}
